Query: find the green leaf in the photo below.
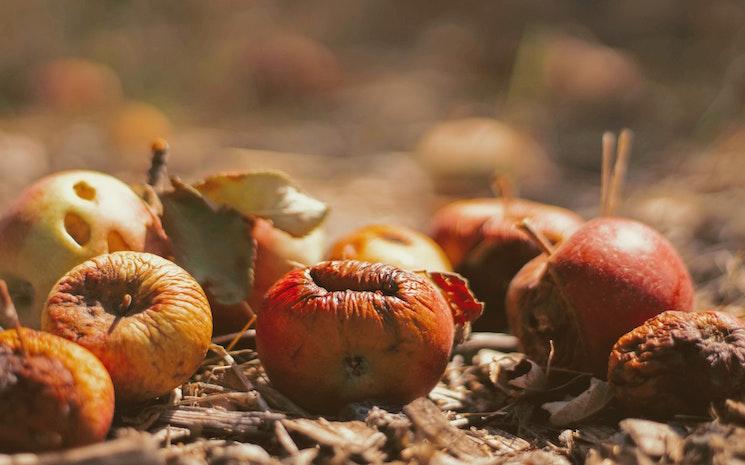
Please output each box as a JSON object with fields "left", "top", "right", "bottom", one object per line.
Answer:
{"left": 160, "top": 178, "right": 255, "bottom": 306}
{"left": 194, "top": 171, "right": 328, "bottom": 237}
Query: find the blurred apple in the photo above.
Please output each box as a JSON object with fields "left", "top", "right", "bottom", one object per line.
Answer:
{"left": 0, "top": 170, "right": 168, "bottom": 327}
{"left": 108, "top": 101, "right": 172, "bottom": 154}
{"left": 0, "top": 132, "right": 49, "bottom": 207}
{"left": 33, "top": 58, "right": 123, "bottom": 113}
{"left": 415, "top": 118, "right": 556, "bottom": 195}
{"left": 328, "top": 224, "right": 451, "bottom": 272}
{"left": 240, "top": 34, "right": 343, "bottom": 99}
{"left": 543, "top": 35, "right": 645, "bottom": 108}
{"left": 430, "top": 197, "right": 583, "bottom": 330}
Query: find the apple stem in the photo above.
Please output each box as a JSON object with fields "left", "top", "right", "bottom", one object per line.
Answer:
{"left": 600, "top": 132, "right": 616, "bottom": 216}
{"left": 606, "top": 129, "right": 633, "bottom": 216}
{"left": 147, "top": 138, "right": 170, "bottom": 192}
{"left": 518, "top": 219, "right": 555, "bottom": 257}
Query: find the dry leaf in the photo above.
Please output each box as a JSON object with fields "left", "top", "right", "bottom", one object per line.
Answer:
{"left": 420, "top": 271, "right": 484, "bottom": 325}
{"left": 160, "top": 178, "right": 256, "bottom": 305}
{"left": 195, "top": 171, "right": 328, "bottom": 237}
{"left": 489, "top": 353, "right": 546, "bottom": 396}
{"left": 542, "top": 378, "right": 613, "bottom": 426}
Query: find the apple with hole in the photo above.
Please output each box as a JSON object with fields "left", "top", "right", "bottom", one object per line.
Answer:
{"left": 42, "top": 252, "right": 212, "bottom": 403}
{"left": 430, "top": 197, "right": 583, "bottom": 330}
{"left": 0, "top": 170, "right": 169, "bottom": 327}
{"left": 0, "top": 328, "right": 114, "bottom": 453}
{"left": 506, "top": 216, "right": 694, "bottom": 377}
{"left": 328, "top": 224, "right": 452, "bottom": 272}
{"left": 256, "top": 260, "right": 482, "bottom": 414}
{"left": 208, "top": 218, "right": 326, "bottom": 335}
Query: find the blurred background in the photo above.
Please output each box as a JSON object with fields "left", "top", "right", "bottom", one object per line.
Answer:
{"left": 1, "top": 0, "right": 745, "bottom": 308}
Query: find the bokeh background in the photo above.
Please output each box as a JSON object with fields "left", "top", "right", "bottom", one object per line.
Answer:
{"left": 1, "top": 0, "right": 745, "bottom": 309}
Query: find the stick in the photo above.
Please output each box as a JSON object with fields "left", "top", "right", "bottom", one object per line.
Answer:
{"left": 601, "top": 132, "right": 616, "bottom": 216}
{"left": 147, "top": 138, "right": 169, "bottom": 190}
{"left": 606, "top": 129, "right": 633, "bottom": 216}
{"left": 225, "top": 302, "right": 256, "bottom": 352}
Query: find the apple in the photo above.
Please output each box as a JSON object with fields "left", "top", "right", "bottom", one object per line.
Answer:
{"left": 108, "top": 101, "right": 172, "bottom": 154}
{"left": 42, "top": 251, "right": 212, "bottom": 403}
{"left": 256, "top": 260, "right": 480, "bottom": 414}
{"left": 430, "top": 197, "right": 583, "bottom": 330}
{"left": 328, "top": 224, "right": 451, "bottom": 272}
{"left": 0, "top": 328, "right": 114, "bottom": 452}
{"left": 33, "top": 58, "right": 123, "bottom": 112}
{"left": 210, "top": 218, "right": 325, "bottom": 336}
{"left": 506, "top": 217, "right": 694, "bottom": 377}
{"left": 414, "top": 118, "right": 556, "bottom": 194}
{"left": 0, "top": 170, "right": 169, "bottom": 327}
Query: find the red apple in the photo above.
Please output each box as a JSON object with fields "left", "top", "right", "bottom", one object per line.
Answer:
{"left": 506, "top": 217, "right": 694, "bottom": 377}
{"left": 256, "top": 260, "right": 480, "bottom": 414}
{"left": 430, "top": 197, "right": 583, "bottom": 330}
{"left": 328, "top": 224, "right": 452, "bottom": 272}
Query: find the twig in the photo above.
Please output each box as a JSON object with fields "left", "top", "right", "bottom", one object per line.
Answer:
{"left": 158, "top": 406, "right": 284, "bottom": 437}
{"left": 225, "top": 303, "right": 256, "bottom": 352}
{"left": 147, "top": 138, "right": 169, "bottom": 190}
{"left": 601, "top": 132, "right": 616, "bottom": 216}
{"left": 209, "top": 343, "right": 269, "bottom": 410}
{"left": 0, "top": 436, "right": 161, "bottom": 465}
{"left": 211, "top": 329, "right": 256, "bottom": 346}
{"left": 606, "top": 129, "right": 633, "bottom": 216}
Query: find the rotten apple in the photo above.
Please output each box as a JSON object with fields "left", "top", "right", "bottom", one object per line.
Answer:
{"left": 42, "top": 251, "right": 212, "bottom": 403}
{"left": 430, "top": 197, "right": 583, "bottom": 330}
{"left": 506, "top": 217, "right": 694, "bottom": 377}
{"left": 328, "top": 224, "right": 451, "bottom": 272}
{"left": 0, "top": 170, "right": 169, "bottom": 327}
{"left": 0, "top": 328, "right": 114, "bottom": 453}
{"left": 256, "top": 260, "right": 481, "bottom": 414}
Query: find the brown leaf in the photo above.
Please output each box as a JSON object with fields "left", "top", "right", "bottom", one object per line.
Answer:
{"left": 0, "top": 279, "right": 20, "bottom": 330}
{"left": 488, "top": 352, "right": 547, "bottom": 396}
{"left": 542, "top": 378, "right": 613, "bottom": 426}
{"left": 194, "top": 171, "right": 328, "bottom": 237}
{"left": 160, "top": 178, "right": 256, "bottom": 306}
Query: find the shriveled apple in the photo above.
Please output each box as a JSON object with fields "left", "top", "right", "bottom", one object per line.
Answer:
{"left": 42, "top": 252, "right": 212, "bottom": 403}
{"left": 0, "top": 170, "right": 169, "bottom": 327}
{"left": 0, "top": 328, "right": 114, "bottom": 452}
{"left": 256, "top": 260, "right": 481, "bottom": 414}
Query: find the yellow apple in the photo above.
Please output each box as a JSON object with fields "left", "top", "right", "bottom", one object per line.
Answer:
{"left": 328, "top": 224, "right": 452, "bottom": 272}
{"left": 0, "top": 170, "right": 168, "bottom": 327}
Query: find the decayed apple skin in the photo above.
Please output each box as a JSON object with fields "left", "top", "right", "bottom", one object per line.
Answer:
{"left": 256, "top": 260, "right": 455, "bottom": 414}
{"left": 0, "top": 170, "right": 169, "bottom": 328}
{"left": 0, "top": 328, "right": 114, "bottom": 453}
{"left": 42, "top": 252, "right": 212, "bottom": 403}
{"left": 430, "top": 197, "right": 583, "bottom": 331}
{"left": 211, "top": 218, "right": 325, "bottom": 335}
{"left": 506, "top": 217, "right": 695, "bottom": 377}
{"left": 328, "top": 224, "right": 452, "bottom": 272}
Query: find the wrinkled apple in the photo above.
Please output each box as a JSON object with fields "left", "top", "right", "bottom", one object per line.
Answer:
{"left": 42, "top": 252, "right": 212, "bottom": 403}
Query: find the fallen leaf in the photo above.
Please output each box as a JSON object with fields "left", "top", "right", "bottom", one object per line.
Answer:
{"left": 160, "top": 178, "right": 256, "bottom": 305}
{"left": 489, "top": 353, "right": 546, "bottom": 396}
{"left": 418, "top": 271, "right": 484, "bottom": 325}
{"left": 542, "top": 378, "right": 613, "bottom": 426}
{"left": 195, "top": 171, "right": 328, "bottom": 237}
